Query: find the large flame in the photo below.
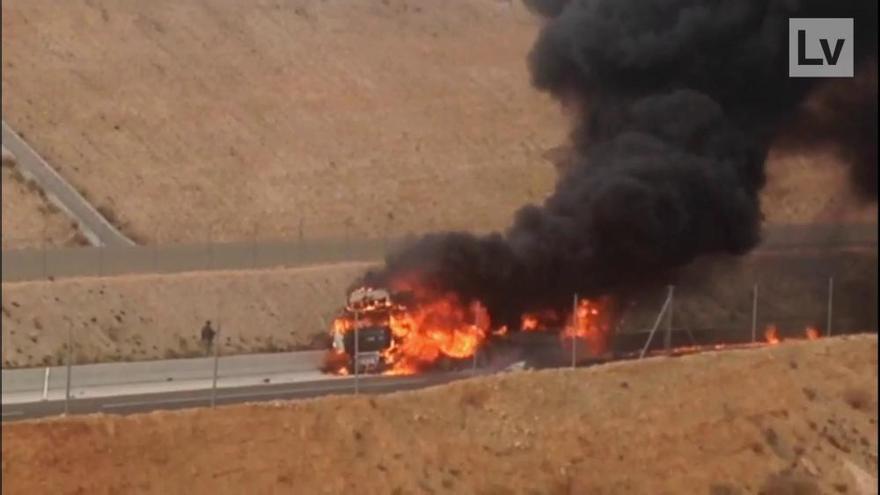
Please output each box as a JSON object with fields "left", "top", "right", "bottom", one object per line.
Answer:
{"left": 328, "top": 285, "right": 607, "bottom": 375}
{"left": 327, "top": 287, "right": 822, "bottom": 376}
{"left": 562, "top": 298, "right": 611, "bottom": 357}
{"left": 383, "top": 295, "right": 490, "bottom": 375}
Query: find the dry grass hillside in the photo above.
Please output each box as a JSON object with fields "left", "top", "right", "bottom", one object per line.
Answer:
{"left": 0, "top": 262, "right": 373, "bottom": 368}
{"left": 1, "top": 146, "right": 83, "bottom": 249}
{"left": 2, "top": 248, "right": 874, "bottom": 369}
{"left": 1, "top": 0, "right": 565, "bottom": 244}
{"left": 762, "top": 150, "right": 877, "bottom": 225}
{"left": 3, "top": 335, "right": 877, "bottom": 494}
{"left": 2, "top": 0, "right": 873, "bottom": 246}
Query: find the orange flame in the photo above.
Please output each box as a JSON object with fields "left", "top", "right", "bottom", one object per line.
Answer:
{"left": 805, "top": 326, "right": 820, "bottom": 340}
{"left": 562, "top": 299, "right": 609, "bottom": 357}
{"left": 764, "top": 325, "right": 781, "bottom": 345}
{"left": 329, "top": 286, "right": 610, "bottom": 375}
{"left": 521, "top": 315, "right": 540, "bottom": 332}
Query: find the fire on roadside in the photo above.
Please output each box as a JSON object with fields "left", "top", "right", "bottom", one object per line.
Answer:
{"left": 327, "top": 285, "right": 607, "bottom": 375}
{"left": 764, "top": 324, "right": 823, "bottom": 345}
{"left": 327, "top": 284, "right": 824, "bottom": 376}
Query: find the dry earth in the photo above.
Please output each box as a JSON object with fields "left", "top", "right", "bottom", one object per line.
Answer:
{"left": 0, "top": 262, "right": 373, "bottom": 368}
{"left": 2, "top": 335, "right": 877, "bottom": 494}
{"left": 1, "top": 0, "right": 565, "bottom": 244}
{"left": 2, "top": 249, "right": 875, "bottom": 369}
{"left": 2, "top": 0, "right": 875, "bottom": 247}
{"left": 1, "top": 147, "right": 82, "bottom": 249}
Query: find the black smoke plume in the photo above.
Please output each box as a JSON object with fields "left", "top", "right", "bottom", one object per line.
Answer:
{"left": 363, "top": 0, "right": 878, "bottom": 327}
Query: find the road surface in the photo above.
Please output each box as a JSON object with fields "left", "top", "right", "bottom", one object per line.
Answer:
{"left": 1, "top": 372, "right": 470, "bottom": 421}
{"left": 1, "top": 120, "right": 134, "bottom": 247}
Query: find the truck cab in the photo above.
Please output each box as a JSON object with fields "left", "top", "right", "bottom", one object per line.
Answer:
{"left": 331, "top": 287, "right": 398, "bottom": 374}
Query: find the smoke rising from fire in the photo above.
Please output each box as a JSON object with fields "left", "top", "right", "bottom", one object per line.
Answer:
{"left": 362, "top": 0, "right": 878, "bottom": 328}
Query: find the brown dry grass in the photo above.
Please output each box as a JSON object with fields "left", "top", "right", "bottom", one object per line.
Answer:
{"left": 762, "top": 149, "right": 878, "bottom": 224}
{"left": 2, "top": 0, "right": 872, "bottom": 246}
{"left": 1, "top": 0, "right": 565, "bottom": 244}
{"left": 2, "top": 249, "right": 875, "bottom": 369}
{"left": 2, "top": 335, "right": 877, "bottom": 494}
{"left": 0, "top": 262, "right": 374, "bottom": 367}
{"left": 1, "top": 147, "right": 84, "bottom": 249}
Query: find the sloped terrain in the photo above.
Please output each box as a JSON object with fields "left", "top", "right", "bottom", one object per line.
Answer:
{"left": 2, "top": 0, "right": 873, "bottom": 245}
{"left": 1, "top": 147, "right": 83, "bottom": 249}
{"left": 2, "top": 248, "right": 875, "bottom": 369}
{"left": 1, "top": 0, "right": 565, "bottom": 244}
{"left": 2, "top": 335, "right": 876, "bottom": 494}
{"left": 1, "top": 262, "right": 373, "bottom": 367}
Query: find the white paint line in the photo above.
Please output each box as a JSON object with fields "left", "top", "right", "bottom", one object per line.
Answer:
{"left": 100, "top": 377, "right": 434, "bottom": 411}
{"left": 1, "top": 411, "right": 24, "bottom": 418}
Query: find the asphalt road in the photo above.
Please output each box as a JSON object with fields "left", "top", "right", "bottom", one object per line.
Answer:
{"left": 0, "top": 372, "right": 472, "bottom": 422}
{"left": 1, "top": 120, "right": 134, "bottom": 247}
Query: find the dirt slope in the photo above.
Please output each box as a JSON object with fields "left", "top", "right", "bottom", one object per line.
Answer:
{"left": 2, "top": 248, "right": 875, "bottom": 368}
{"left": 3, "top": 0, "right": 872, "bottom": 245}
{"left": 2, "top": 335, "right": 877, "bottom": 494}
{"left": 1, "top": 262, "right": 373, "bottom": 367}
{"left": 1, "top": 0, "right": 565, "bottom": 243}
{"left": 1, "top": 147, "right": 83, "bottom": 249}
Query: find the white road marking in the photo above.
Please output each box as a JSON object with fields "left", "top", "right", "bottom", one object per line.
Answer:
{"left": 1, "top": 411, "right": 24, "bottom": 418}
{"left": 100, "top": 376, "right": 436, "bottom": 411}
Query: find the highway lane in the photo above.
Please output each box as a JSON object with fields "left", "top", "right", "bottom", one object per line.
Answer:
{"left": 1, "top": 372, "right": 473, "bottom": 422}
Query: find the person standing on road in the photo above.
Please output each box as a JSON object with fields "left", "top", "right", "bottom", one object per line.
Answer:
{"left": 201, "top": 320, "right": 216, "bottom": 355}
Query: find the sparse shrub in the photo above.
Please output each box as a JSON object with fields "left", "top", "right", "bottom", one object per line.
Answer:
{"left": 843, "top": 387, "right": 871, "bottom": 412}
{"left": 96, "top": 205, "right": 120, "bottom": 225}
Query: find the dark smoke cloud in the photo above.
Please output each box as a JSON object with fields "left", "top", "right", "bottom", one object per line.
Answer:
{"left": 363, "top": 0, "right": 878, "bottom": 328}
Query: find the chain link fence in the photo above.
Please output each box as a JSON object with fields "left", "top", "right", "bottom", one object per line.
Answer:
{"left": 1, "top": 222, "right": 876, "bottom": 282}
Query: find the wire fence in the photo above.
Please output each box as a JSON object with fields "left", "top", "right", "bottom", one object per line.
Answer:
{"left": 1, "top": 261, "right": 875, "bottom": 420}
{"left": 1, "top": 222, "right": 876, "bottom": 282}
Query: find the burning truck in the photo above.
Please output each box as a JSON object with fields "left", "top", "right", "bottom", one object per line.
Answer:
{"left": 326, "top": 286, "right": 491, "bottom": 375}
{"left": 325, "top": 284, "right": 612, "bottom": 375}
{"left": 328, "top": 287, "right": 398, "bottom": 374}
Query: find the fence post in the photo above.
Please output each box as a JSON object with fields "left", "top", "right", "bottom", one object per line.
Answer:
{"left": 98, "top": 245, "right": 105, "bottom": 277}
{"left": 42, "top": 367, "right": 50, "bottom": 401}
{"left": 472, "top": 348, "right": 478, "bottom": 375}
{"left": 42, "top": 222, "right": 48, "bottom": 279}
{"left": 251, "top": 227, "right": 258, "bottom": 269}
{"left": 640, "top": 292, "right": 672, "bottom": 359}
{"left": 210, "top": 325, "right": 221, "bottom": 408}
{"left": 571, "top": 294, "right": 578, "bottom": 368}
{"left": 664, "top": 285, "right": 675, "bottom": 354}
{"left": 64, "top": 323, "right": 73, "bottom": 414}
{"left": 826, "top": 276, "right": 834, "bottom": 337}
{"left": 354, "top": 310, "right": 360, "bottom": 395}
{"left": 152, "top": 233, "right": 159, "bottom": 272}
{"left": 751, "top": 283, "right": 759, "bottom": 343}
